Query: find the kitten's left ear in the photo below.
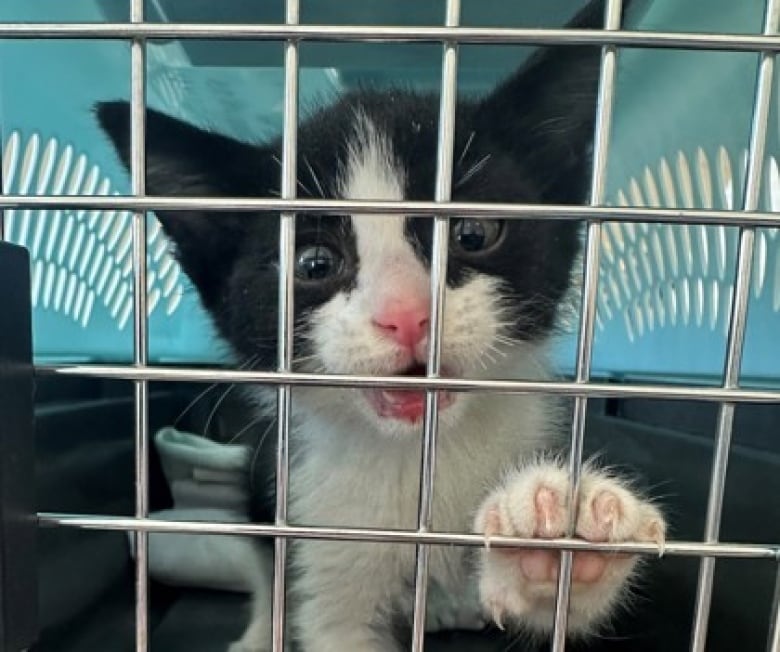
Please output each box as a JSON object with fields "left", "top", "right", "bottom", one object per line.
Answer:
{"left": 473, "top": 0, "right": 632, "bottom": 204}
{"left": 95, "top": 101, "right": 280, "bottom": 310}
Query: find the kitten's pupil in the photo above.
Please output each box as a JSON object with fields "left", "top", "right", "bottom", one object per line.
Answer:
{"left": 452, "top": 218, "right": 501, "bottom": 253}
{"left": 296, "top": 245, "right": 340, "bottom": 281}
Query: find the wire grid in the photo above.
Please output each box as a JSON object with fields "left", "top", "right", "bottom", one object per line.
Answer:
{"left": 1, "top": 1, "right": 780, "bottom": 651}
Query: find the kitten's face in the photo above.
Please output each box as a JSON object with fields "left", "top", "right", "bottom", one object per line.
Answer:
{"left": 98, "top": 3, "right": 606, "bottom": 435}
{"left": 273, "top": 105, "right": 577, "bottom": 433}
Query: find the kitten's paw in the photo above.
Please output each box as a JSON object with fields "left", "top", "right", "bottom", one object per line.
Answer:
{"left": 474, "top": 461, "right": 665, "bottom": 636}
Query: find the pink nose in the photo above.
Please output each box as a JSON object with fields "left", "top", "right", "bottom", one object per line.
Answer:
{"left": 372, "top": 304, "right": 430, "bottom": 348}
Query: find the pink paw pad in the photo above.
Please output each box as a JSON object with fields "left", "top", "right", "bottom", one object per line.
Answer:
{"left": 515, "top": 549, "right": 608, "bottom": 584}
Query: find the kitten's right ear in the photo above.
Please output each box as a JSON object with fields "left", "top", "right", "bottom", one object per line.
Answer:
{"left": 96, "top": 101, "right": 278, "bottom": 309}
{"left": 472, "top": 0, "right": 634, "bottom": 204}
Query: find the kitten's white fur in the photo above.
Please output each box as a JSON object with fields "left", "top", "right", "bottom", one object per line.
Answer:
{"left": 229, "top": 116, "right": 665, "bottom": 652}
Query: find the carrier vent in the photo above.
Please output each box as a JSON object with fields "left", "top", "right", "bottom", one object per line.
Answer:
{"left": 602, "top": 147, "right": 780, "bottom": 342}
{"left": 2, "top": 129, "right": 185, "bottom": 330}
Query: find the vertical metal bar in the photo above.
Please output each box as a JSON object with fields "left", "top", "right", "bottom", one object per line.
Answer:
{"left": 0, "top": 139, "right": 4, "bottom": 241}
{"left": 129, "top": 0, "right": 149, "bottom": 650}
{"left": 0, "top": 52, "right": 5, "bottom": 242}
{"left": 0, "top": 174, "right": 4, "bottom": 241}
{"left": 690, "top": 2, "right": 779, "bottom": 650}
{"left": 410, "top": 1, "right": 460, "bottom": 649}
{"left": 767, "top": 563, "right": 780, "bottom": 652}
{"left": 273, "top": 0, "right": 299, "bottom": 649}
{"left": 550, "top": 1, "right": 622, "bottom": 649}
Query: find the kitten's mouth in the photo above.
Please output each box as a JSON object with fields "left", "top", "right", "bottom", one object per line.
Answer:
{"left": 363, "top": 364, "right": 455, "bottom": 424}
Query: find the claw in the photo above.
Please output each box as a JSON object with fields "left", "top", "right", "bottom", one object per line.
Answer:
{"left": 491, "top": 603, "right": 505, "bottom": 631}
{"left": 653, "top": 523, "right": 666, "bottom": 558}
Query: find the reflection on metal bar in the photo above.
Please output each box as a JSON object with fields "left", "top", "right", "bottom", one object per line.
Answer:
{"left": 551, "top": 1, "right": 622, "bottom": 649}
{"left": 410, "top": 1, "right": 461, "bottom": 648}
{"left": 0, "top": 131, "right": 4, "bottom": 240}
{"left": 689, "top": 1, "right": 780, "bottom": 649}
{"left": 3, "top": 195, "right": 780, "bottom": 227}
{"left": 273, "top": 0, "right": 300, "bottom": 649}
{"left": 1, "top": 23, "right": 780, "bottom": 52}
{"left": 35, "top": 512, "right": 779, "bottom": 560}
{"left": 34, "top": 364, "right": 780, "bottom": 403}
{"left": 129, "top": 0, "right": 149, "bottom": 650}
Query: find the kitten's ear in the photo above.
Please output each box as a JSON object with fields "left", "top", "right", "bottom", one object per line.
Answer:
{"left": 473, "top": 0, "right": 626, "bottom": 203}
{"left": 96, "top": 101, "right": 278, "bottom": 308}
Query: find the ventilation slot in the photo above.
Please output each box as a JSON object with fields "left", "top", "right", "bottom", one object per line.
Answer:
{"left": 2, "top": 129, "right": 185, "bottom": 329}
{"left": 600, "top": 148, "right": 780, "bottom": 342}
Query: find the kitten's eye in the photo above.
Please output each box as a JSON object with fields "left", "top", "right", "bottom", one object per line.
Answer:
{"left": 451, "top": 218, "right": 503, "bottom": 253}
{"left": 295, "top": 245, "right": 342, "bottom": 281}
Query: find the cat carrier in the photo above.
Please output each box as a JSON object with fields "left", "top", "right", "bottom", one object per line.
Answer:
{"left": 0, "top": 0, "right": 779, "bottom": 651}
{"left": 2, "top": 0, "right": 778, "bottom": 385}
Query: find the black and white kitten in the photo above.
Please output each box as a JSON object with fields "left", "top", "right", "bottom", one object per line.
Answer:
{"left": 98, "top": 1, "right": 665, "bottom": 650}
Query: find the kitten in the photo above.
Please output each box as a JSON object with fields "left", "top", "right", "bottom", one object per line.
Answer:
{"left": 97, "top": 1, "right": 665, "bottom": 650}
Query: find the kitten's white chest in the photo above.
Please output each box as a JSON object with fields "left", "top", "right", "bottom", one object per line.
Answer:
{"left": 289, "top": 391, "right": 552, "bottom": 533}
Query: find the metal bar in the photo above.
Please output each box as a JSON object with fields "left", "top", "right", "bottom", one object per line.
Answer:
{"left": 551, "top": 1, "right": 622, "bottom": 648}
{"left": 0, "top": 40, "right": 5, "bottom": 240}
{"left": 3, "top": 195, "right": 779, "bottom": 227}
{"left": 272, "top": 0, "right": 299, "bottom": 649}
{"left": 0, "top": 23, "right": 780, "bottom": 51}
{"left": 33, "top": 364, "right": 780, "bottom": 403}
{"left": 0, "top": 133, "right": 4, "bottom": 241}
{"left": 689, "top": 2, "right": 780, "bottom": 649}
{"left": 129, "top": 0, "right": 149, "bottom": 649}
{"left": 34, "top": 512, "right": 779, "bottom": 559}
{"left": 410, "top": 2, "right": 460, "bottom": 648}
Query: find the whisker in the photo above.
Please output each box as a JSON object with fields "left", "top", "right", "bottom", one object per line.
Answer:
{"left": 455, "top": 153, "right": 492, "bottom": 189}
{"left": 271, "top": 153, "right": 313, "bottom": 196}
{"left": 227, "top": 415, "right": 267, "bottom": 447}
{"left": 292, "top": 353, "right": 323, "bottom": 371}
{"left": 173, "top": 355, "right": 259, "bottom": 427}
{"left": 203, "top": 383, "right": 237, "bottom": 436}
{"left": 173, "top": 383, "right": 220, "bottom": 428}
{"left": 297, "top": 179, "right": 313, "bottom": 197}
{"left": 304, "top": 155, "right": 327, "bottom": 198}
{"left": 486, "top": 343, "right": 509, "bottom": 359}
{"left": 457, "top": 130, "right": 476, "bottom": 167}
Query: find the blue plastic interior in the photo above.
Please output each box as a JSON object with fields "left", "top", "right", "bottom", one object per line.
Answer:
{"left": 1, "top": 0, "right": 778, "bottom": 387}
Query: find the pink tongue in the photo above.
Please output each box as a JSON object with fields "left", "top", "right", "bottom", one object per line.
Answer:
{"left": 379, "top": 390, "right": 426, "bottom": 422}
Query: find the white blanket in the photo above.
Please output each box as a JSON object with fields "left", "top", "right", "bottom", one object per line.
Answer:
{"left": 127, "top": 427, "right": 262, "bottom": 593}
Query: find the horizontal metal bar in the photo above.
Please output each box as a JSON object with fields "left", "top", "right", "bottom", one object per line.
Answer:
{"left": 3, "top": 195, "right": 780, "bottom": 228}
{"left": 35, "top": 512, "right": 779, "bottom": 559}
{"left": 1, "top": 23, "right": 779, "bottom": 52}
{"left": 35, "top": 364, "right": 780, "bottom": 403}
